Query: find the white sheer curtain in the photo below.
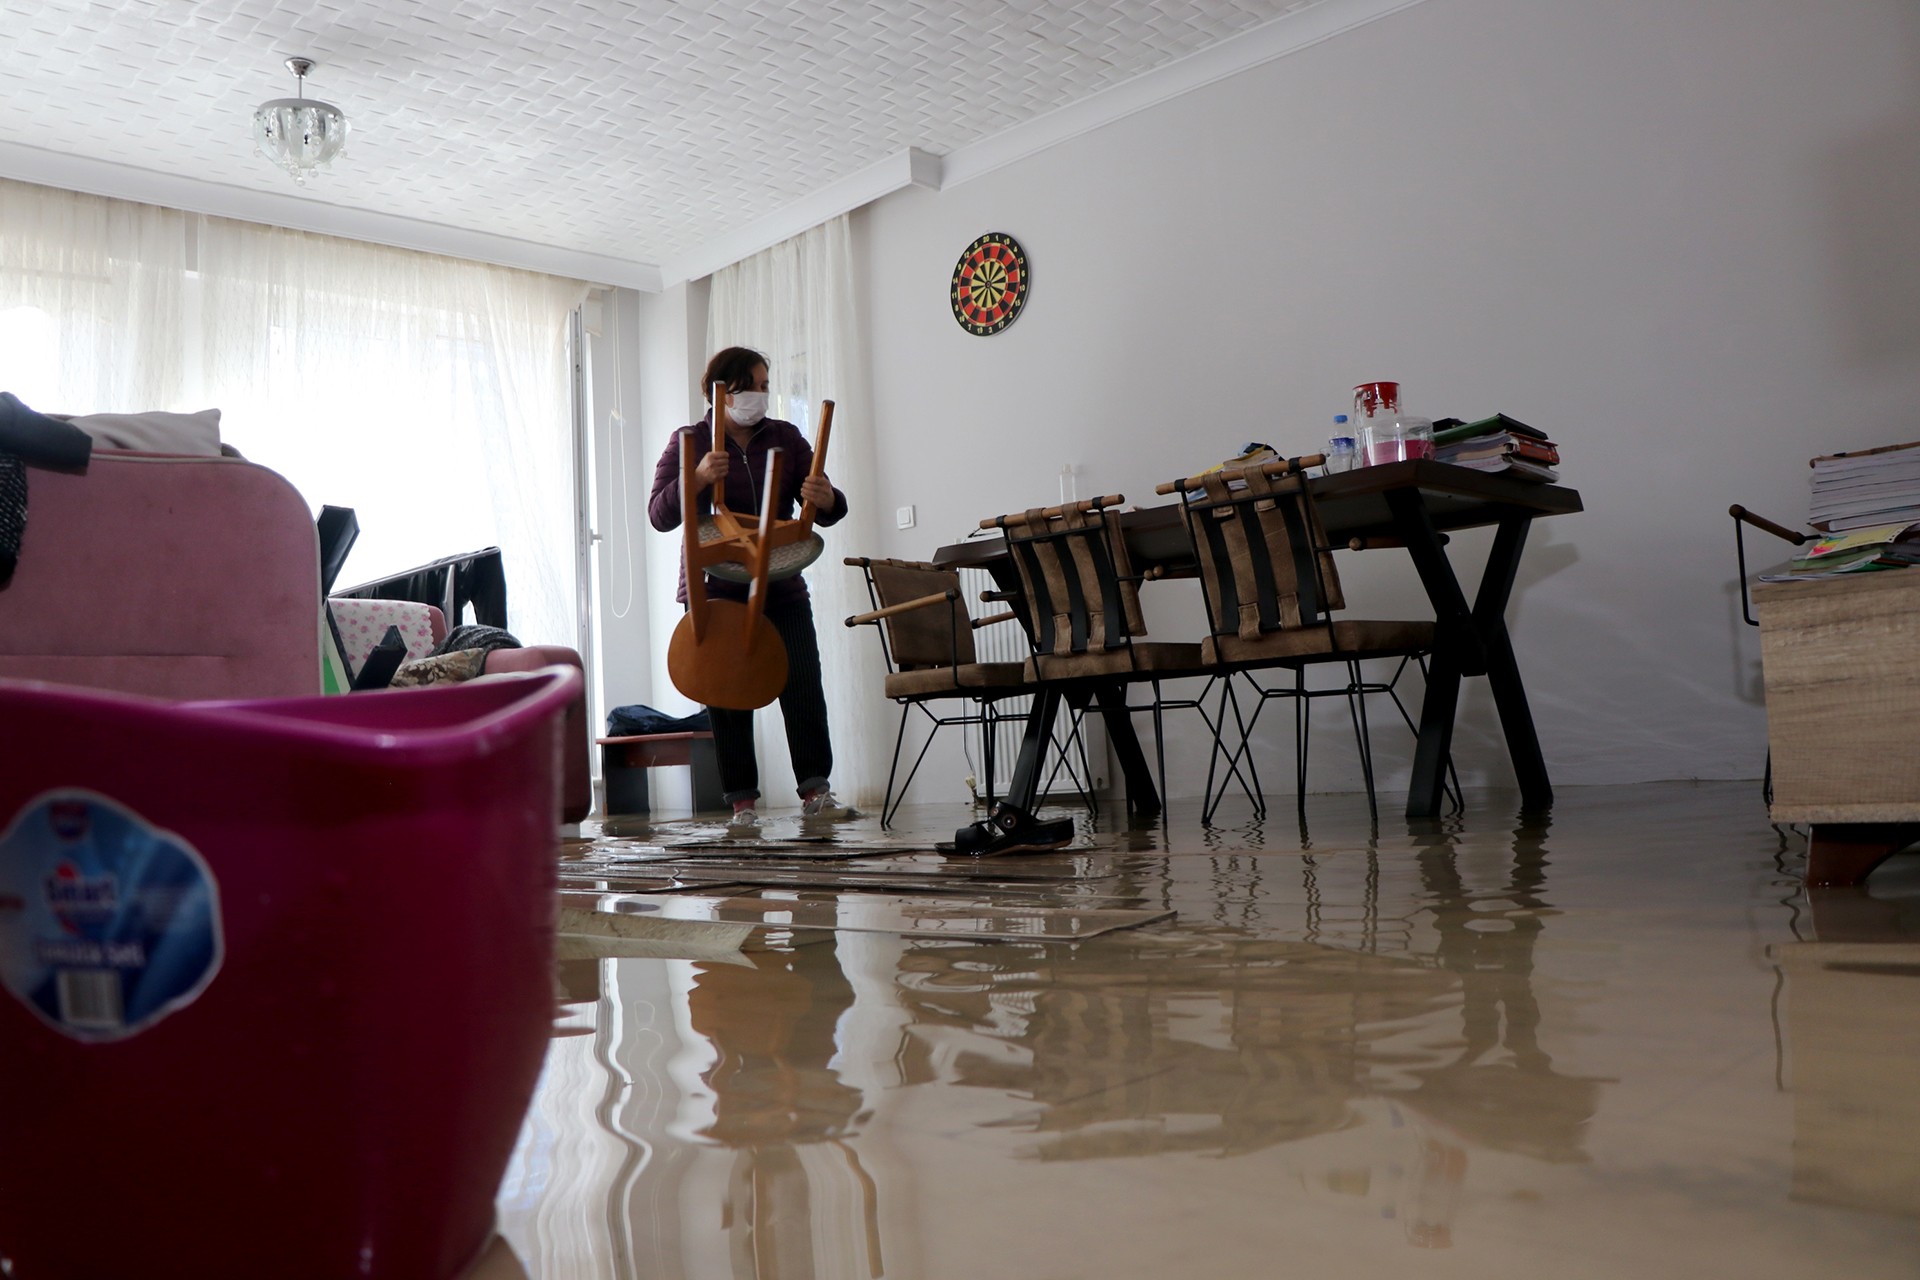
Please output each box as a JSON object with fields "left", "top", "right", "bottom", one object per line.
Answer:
{"left": 0, "top": 180, "right": 193, "bottom": 414}
{"left": 707, "top": 216, "right": 888, "bottom": 806}
{"left": 196, "top": 219, "right": 588, "bottom": 645}
{"left": 0, "top": 177, "right": 588, "bottom": 646}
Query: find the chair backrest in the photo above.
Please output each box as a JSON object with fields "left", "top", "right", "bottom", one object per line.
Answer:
{"left": 860, "top": 558, "right": 977, "bottom": 669}
{"left": 988, "top": 498, "right": 1147, "bottom": 658}
{"left": 1178, "top": 463, "right": 1345, "bottom": 642}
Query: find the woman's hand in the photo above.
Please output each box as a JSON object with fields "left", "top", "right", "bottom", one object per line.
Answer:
{"left": 694, "top": 449, "right": 730, "bottom": 491}
{"left": 800, "top": 473, "right": 834, "bottom": 510}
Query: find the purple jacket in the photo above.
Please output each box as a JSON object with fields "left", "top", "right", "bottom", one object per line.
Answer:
{"left": 648, "top": 413, "right": 848, "bottom": 605}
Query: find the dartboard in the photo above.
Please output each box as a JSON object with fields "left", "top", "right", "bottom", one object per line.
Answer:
{"left": 950, "top": 232, "right": 1029, "bottom": 336}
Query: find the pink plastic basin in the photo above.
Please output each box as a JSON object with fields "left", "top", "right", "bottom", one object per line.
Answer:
{"left": 0, "top": 667, "right": 579, "bottom": 1280}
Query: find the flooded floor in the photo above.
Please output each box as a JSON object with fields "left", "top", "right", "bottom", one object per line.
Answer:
{"left": 491, "top": 782, "right": 1920, "bottom": 1279}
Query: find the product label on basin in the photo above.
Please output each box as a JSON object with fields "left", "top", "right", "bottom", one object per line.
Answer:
{"left": 0, "top": 789, "right": 224, "bottom": 1042}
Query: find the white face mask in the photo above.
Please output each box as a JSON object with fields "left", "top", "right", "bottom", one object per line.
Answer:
{"left": 724, "top": 391, "right": 768, "bottom": 428}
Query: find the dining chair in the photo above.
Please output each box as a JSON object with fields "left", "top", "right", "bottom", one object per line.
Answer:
{"left": 1156, "top": 455, "right": 1449, "bottom": 824}
{"left": 981, "top": 495, "right": 1245, "bottom": 817}
{"left": 844, "top": 556, "right": 1096, "bottom": 827}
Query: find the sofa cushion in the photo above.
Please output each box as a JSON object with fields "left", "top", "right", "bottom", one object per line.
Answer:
{"left": 58, "top": 408, "right": 223, "bottom": 457}
{"left": 325, "top": 598, "right": 441, "bottom": 678}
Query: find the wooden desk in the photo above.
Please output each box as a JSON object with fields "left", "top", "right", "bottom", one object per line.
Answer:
{"left": 934, "top": 462, "right": 1583, "bottom": 820}
{"left": 1754, "top": 571, "right": 1920, "bottom": 885}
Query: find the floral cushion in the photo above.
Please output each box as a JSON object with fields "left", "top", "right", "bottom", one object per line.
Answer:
{"left": 325, "top": 598, "right": 441, "bottom": 678}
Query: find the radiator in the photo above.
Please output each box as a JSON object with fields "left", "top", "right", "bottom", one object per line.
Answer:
{"left": 959, "top": 566, "right": 1108, "bottom": 801}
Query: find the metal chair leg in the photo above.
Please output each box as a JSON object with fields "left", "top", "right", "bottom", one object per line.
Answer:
{"left": 982, "top": 700, "right": 998, "bottom": 810}
{"left": 880, "top": 702, "right": 913, "bottom": 827}
{"left": 1151, "top": 680, "right": 1170, "bottom": 825}
{"left": 885, "top": 703, "right": 958, "bottom": 828}
{"left": 1345, "top": 659, "right": 1379, "bottom": 825}
{"left": 1038, "top": 704, "right": 1098, "bottom": 817}
{"left": 1201, "top": 679, "right": 1227, "bottom": 825}
{"left": 1294, "top": 667, "right": 1310, "bottom": 823}
{"left": 1201, "top": 675, "right": 1263, "bottom": 825}
{"left": 1072, "top": 705, "right": 1099, "bottom": 817}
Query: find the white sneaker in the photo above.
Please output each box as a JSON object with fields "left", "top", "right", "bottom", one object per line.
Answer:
{"left": 801, "top": 789, "right": 857, "bottom": 820}
{"left": 727, "top": 806, "right": 759, "bottom": 831}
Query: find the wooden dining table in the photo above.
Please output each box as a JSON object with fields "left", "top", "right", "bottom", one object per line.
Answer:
{"left": 932, "top": 460, "right": 1584, "bottom": 821}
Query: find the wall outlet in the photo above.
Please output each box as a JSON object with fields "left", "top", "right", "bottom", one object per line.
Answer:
{"left": 896, "top": 504, "right": 916, "bottom": 529}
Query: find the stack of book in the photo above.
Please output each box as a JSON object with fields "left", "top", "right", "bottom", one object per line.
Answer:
{"left": 1809, "top": 440, "right": 1920, "bottom": 532}
{"left": 1766, "top": 520, "right": 1920, "bottom": 579}
{"left": 1433, "top": 414, "right": 1561, "bottom": 482}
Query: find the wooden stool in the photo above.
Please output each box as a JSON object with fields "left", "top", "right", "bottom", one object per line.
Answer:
{"left": 598, "top": 732, "right": 723, "bottom": 816}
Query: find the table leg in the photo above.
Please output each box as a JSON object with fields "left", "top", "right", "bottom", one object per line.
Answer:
{"left": 1407, "top": 653, "right": 1463, "bottom": 818}
{"left": 1388, "top": 494, "right": 1554, "bottom": 816}
{"left": 1092, "top": 682, "right": 1162, "bottom": 819}
{"left": 1387, "top": 491, "right": 1478, "bottom": 818}
{"left": 1475, "top": 517, "right": 1552, "bottom": 810}
{"left": 1003, "top": 687, "right": 1061, "bottom": 813}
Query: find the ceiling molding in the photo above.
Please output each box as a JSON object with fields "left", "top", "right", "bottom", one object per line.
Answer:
{"left": 0, "top": 139, "right": 663, "bottom": 291}
{"left": 662, "top": 0, "right": 1428, "bottom": 282}
{"left": 659, "top": 146, "right": 944, "bottom": 288}
{"left": 939, "top": 0, "right": 1434, "bottom": 188}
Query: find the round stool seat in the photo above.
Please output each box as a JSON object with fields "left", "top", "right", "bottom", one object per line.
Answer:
{"left": 698, "top": 517, "right": 824, "bottom": 583}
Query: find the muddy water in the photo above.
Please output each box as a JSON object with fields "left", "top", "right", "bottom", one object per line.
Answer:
{"left": 494, "top": 784, "right": 1920, "bottom": 1278}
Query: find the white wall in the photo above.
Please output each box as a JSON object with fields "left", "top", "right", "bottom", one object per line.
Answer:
{"left": 851, "top": 0, "right": 1920, "bottom": 804}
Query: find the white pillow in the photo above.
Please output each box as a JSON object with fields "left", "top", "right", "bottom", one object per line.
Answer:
{"left": 61, "top": 408, "right": 223, "bottom": 457}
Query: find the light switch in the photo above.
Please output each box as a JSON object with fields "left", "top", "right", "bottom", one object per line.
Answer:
{"left": 896, "top": 505, "right": 916, "bottom": 530}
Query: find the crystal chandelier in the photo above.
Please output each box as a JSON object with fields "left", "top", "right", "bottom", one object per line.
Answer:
{"left": 252, "top": 57, "right": 348, "bottom": 186}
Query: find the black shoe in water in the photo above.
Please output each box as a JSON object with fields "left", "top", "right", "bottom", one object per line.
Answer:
{"left": 947, "top": 803, "right": 1076, "bottom": 855}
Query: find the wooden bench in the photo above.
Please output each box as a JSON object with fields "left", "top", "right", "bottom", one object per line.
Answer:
{"left": 597, "top": 731, "right": 723, "bottom": 816}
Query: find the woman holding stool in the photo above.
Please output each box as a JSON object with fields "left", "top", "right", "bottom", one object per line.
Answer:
{"left": 648, "top": 346, "right": 852, "bottom": 829}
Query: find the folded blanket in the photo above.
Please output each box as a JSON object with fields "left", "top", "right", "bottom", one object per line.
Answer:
{"left": 432, "top": 623, "right": 521, "bottom": 658}
{"left": 607, "top": 703, "right": 712, "bottom": 736}
{"left": 0, "top": 392, "right": 94, "bottom": 589}
{"left": 0, "top": 456, "right": 24, "bottom": 589}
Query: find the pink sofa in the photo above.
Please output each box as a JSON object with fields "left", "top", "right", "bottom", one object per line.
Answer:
{"left": 0, "top": 450, "right": 590, "bottom": 823}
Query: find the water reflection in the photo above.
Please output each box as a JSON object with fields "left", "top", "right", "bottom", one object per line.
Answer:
{"left": 687, "top": 943, "right": 884, "bottom": 1277}
{"left": 502, "top": 788, "right": 1920, "bottom": 1277}
{"left": 503, "top": 938, "right": 893, "bottom": 1280}
{"left": 1404, "top": 822, "right": 1606, "bottom": 1167}
{"left": 506, "top": 813, "right": 1607, "bottom": 1271}
{"left": 690, "top": 945, "right": 867, "bottom": 1146}
{"left": 1780, "top": 855, "right": 1920, "bottom": 1220}
{"left": 885, "top": 818, "right": 1606, "bottom": 1248}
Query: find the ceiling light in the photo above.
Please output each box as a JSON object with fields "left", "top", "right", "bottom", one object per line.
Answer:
{"left": 252, "top": 57, "right": 348, "bottom": 186}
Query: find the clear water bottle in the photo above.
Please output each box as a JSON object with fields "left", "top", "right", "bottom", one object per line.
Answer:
{"left": 1324, "top": 415, "right": 1358, "bottom": 474}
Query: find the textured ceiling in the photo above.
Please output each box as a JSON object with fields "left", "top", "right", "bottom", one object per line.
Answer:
{"left": 0, "top": 0, "right": 1337, "bottom": 277}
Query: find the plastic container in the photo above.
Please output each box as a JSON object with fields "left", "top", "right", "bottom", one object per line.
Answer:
{"left": 1362, "top": 414, "right": 1436, "bottom": 466}
{"left": 0, "top": 667, "right": 580, "bottom": 1280}
{"left": 1324, "top": 415, "right": 1358, "bottom": 474}
{"left": 1351, "top": 380, "right": 1401, "bottom": 441}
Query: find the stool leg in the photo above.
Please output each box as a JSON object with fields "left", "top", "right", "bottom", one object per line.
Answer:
{"left": 602, "top": 749, "right": 651, "bottom": 817}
